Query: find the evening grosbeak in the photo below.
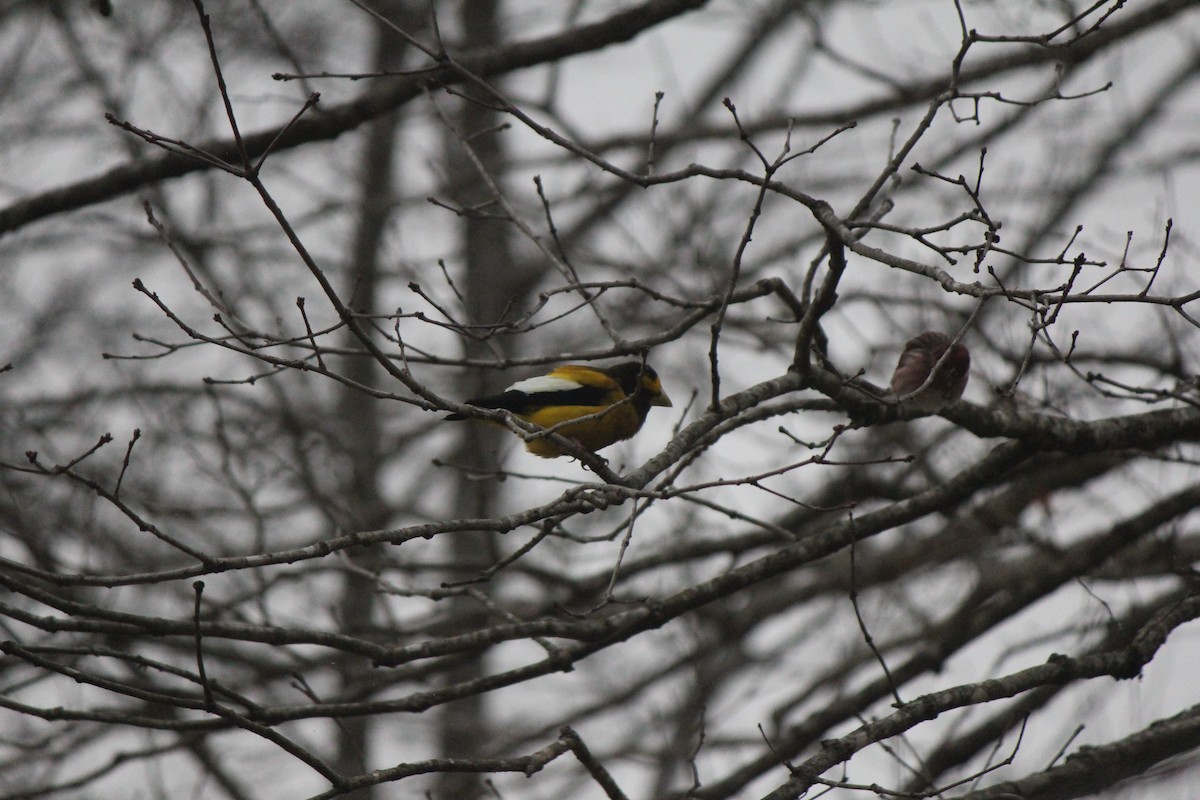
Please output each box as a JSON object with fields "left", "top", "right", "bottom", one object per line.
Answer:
{"left": 447, "top": 361, "right": 673, "bottom": 458}
{"left": 889, "top": 331, "right": 970, "bottom": 412}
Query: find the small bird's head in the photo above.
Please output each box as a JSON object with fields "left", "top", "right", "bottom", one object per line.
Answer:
{"left": 604, "top": 362, "right": 673, "bottom": 408}
{"left": 939, "top": 340, "right": 970, "bottom": 384}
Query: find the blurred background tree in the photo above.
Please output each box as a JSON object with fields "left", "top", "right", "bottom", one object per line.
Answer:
{"left": 2, "top": 1, "right": 1200, "bottom": 798}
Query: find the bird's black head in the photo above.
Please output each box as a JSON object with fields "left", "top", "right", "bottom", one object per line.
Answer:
{"left": 602, "top": 362, "right": 672, "bottom": 409}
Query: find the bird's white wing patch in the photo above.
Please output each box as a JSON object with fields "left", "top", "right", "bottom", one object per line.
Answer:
{"left": 506, "top": 375, "right": 583, "bottom": 395}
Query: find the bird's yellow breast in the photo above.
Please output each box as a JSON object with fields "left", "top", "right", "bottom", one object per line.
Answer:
{"left": 520, "top": 402, "right": 642, "bottom": 457}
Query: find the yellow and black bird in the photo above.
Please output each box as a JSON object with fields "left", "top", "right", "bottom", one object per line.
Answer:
{"left": 447, "top": 361, "right": 673, "bottom": 458}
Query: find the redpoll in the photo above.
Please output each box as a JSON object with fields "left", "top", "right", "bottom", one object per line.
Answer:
{"left": 889, "top": 331, "right": 969, "bottom": 412}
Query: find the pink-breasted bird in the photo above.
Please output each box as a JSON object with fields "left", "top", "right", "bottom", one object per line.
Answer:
{"left": 889, "top": 331, "right": 970, "bottom": 412}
